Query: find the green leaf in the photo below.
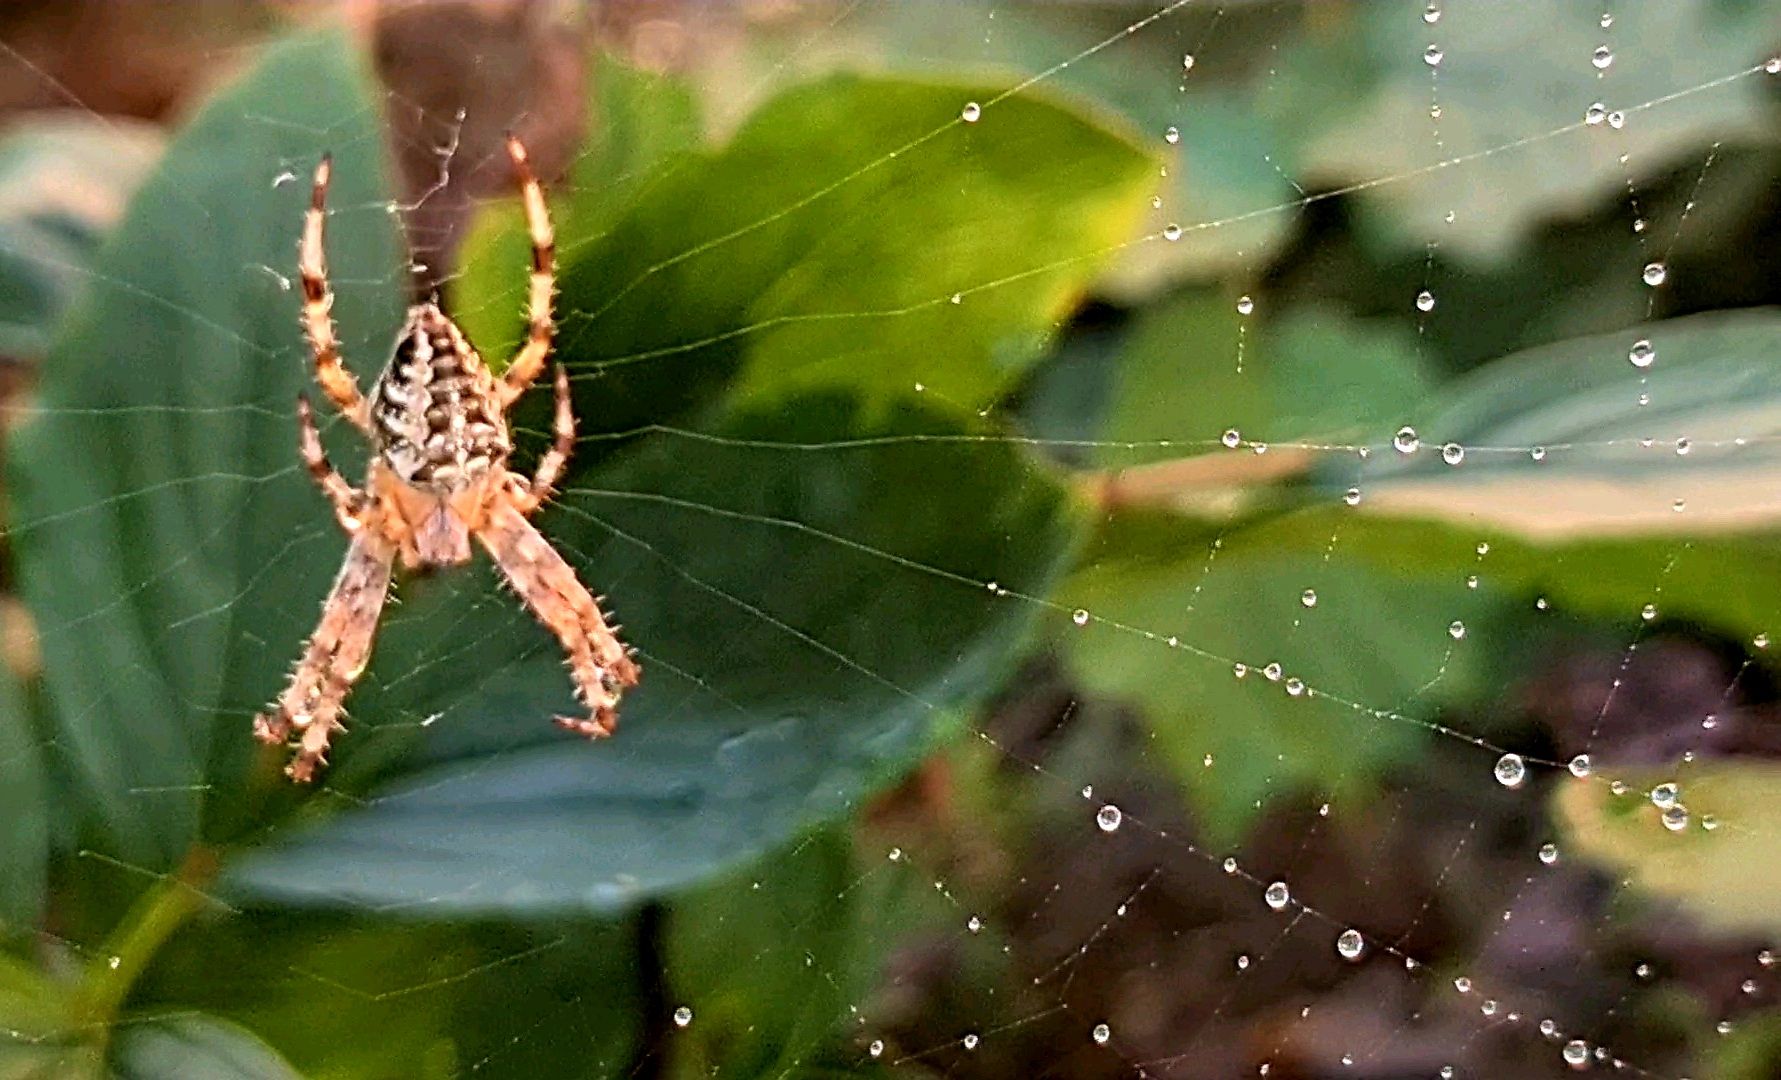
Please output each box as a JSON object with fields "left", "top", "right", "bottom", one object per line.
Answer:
{"left": 134, "top": 913, "right": 639, "bottom": 1079}
{"left": 225, "top": 393, "right": 1078, "bottom": 913}
{"left": 110, "top": 1015, "right": 301, "bottom": 1080}
{"left": 842, "top": 1, "right": 1304, "bottom": 291}
{"left": 663, "top": 829, "right": 903, "bottom": 1077}
{"left": 7, "top": 30, "right": 405, "bottom": 867}
{"left": 454, "top": 54, "right": 704, "bottom": 358}
{"left": 0, "top": 116, "right": 163, "bottom": 364}
{"left": 1553, "top": 762, "right": 1781, "bottom": 937}
{"left": 1278, "top": 0, "right": 1775, "bottom": 263}
{"left": 1059, "top": 507, "right": 1507, "bottom": 842}
{"left": 1097, "top": 292, "right": 1431, "bottom": 469}
{"left": 535, "top": 72, "right": 1153, "bottom": 432}
{"left": 1346, "top": 309, "right": 1781, "bottom": 538}
{"left": 0, "top": 660, "right": 47, "bottom": 929}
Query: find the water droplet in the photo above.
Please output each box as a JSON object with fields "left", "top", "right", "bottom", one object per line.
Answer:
{"left": 1628, "top": 339, "right": 1655, "bottom": 367}
{"left": 1301, "top": 589, "right": 1318, "bottom": 608}
{"left": 1449, "top": 620, "right": 1467, "bottom": 640}
{"left": 1424, "top": 44, "right": 1444, "bottom": 66}
{"left": 961, "top": 102, "right": 981, "bottom": 123}
{"left": 1440, "top": 1068, "right": 1455, "bottom": 1080}
{"left": 1481, "top": 999, "right": 1498, "bottom": 1016}
{"left": 1760, "top": 948, "right": 1776, "bottom": 968}
{"left": 1232, "top": 662, "right": 1248, "bottom": 678}
{"left": 1264, "top": 881, "right": 1291, "bottom": 910}
{"left": 1539, "top": 843, "right": 1559, "bottom": 865}
{"left": 1343, "top": 487, "right": 1362, "bottom": 506}
{"left": 1222, "top": 856, "right": 1238, "bottom": 873}
{"left": 1743, "top": 978, "right": 1759, "bottom": 994}
{"left": 1494, "top": 753, "right": 1526, "bottom": 788}
{"left": 1661, "top": 804, "right": 1689, "bottom": 831}
{"left": 1755, "top": 632, "right": 1770, "bottom": 649}
{"left": 272, "top": 169, "right": 297, "bottom": 188}
{"left": 1416, "top": 289, "right": 1436, "bottom": 312}
{"left": 1429, "top": 103, "right": 1443, "bottom": 120}
{"left": 1465, "top": 574, "right": 1479, "bottom": 590}
{"left": 1222, "top": 428, "right": 1242, "bottom": 449}
{"left": 1236, "top": 953, "right": 1250, "bottom": 970}
{"left": 673, "top": 1006, "right": 693, "bottom": 1028}
{"left": 1476, "top": 542, "right": 1490, "bottom": 555}
{"left": 1673, "top": 498, "right": 1686, "bottom": 513}
{"left": 1163, "top": 126, "right": 1180, "bottom": 145}
{"left": 1182, "top": 54, "right": 1196, "bottom": 71}
{"left": 1641, "top": 603, "right": 1658, "bottom": 622}
{"left": 1442, "top": 442, "right": 1465, "bottom": 465}
{"left": 1096, "top": 804, "right": 1123, "bottom": 832}
{"left": 1675, "top": 437, "right": 1691, "bottom": 455}
{"left": 888, "top": 846, "right": 903, "bottom": 861}
{"left": 1262, "top": 661, "right": 1283, "bottom": 681}
{"left": 1610, "top": 779, "right": 1629, "bottom": 796}
{"left": 1702, "top": 813, "right": 1719, "bottom": 831}
{"left": 1423, "top": 3, "right": 1441, "bottom": 23}
{"left": 1236, "top": 294, "right": 1255, "bottom": 316}
{"left": 1394, "top": 426, "right": 1421, "bottom": 454}
{"left": 1717, "top": 1019, "right": 1734, "bottom": 1035}
{"left": 1607, "top": 110, "right": 1625, "bottom": 129}
{"left": 869, "top": 1039, "right": 885, "bottom": 1058}
{"left": 1651, "top": 782, "right": 1679, "bottom": 808}
{"left": 1336, "top": 929, "right": 1366, "bottom": 960}
{"left": 1072, "top": 608, "right": 1090, "bottom": 627}
{"left": 1586, "top": 102, "right": 1608, "bottom": 125}
{"left": 1092, "top": 1023, "right": 1111, "bottom": 1045}
{"left": 1454, "top": 976, "right": 1472, "bottom": 993}
{"left": 1591, "top": 45, "right": 1613, "bottom": 69}
{"left": 1285, "top": 677, "right": 1306, "bottom": 696}
{"left": 1634, "top": 962, "right": 1653, "bottom": 980}
{"left": 1767, "top": 56, "right": 1781, "bottom": 75}
{"left": 967, "top": 914, "right": 983, "bottom": 933}
{"left": 1563, "top": 1040, "right": 1589, "bottom": 1067}
{"left": 1536, "top": 596, "right": 1550, "bottom": 610}
{"left": 107, "top": 955, "right": 122, "bottom": 970}
{"left": 962, "top": 1033, "right": 979, "bottom": 1050}
{"left": 1568, "top": 754, "right": 1592, "bottom": 778}
{"left": 1632, "top": 216, "right": 1647, "bottom": 233}
{"left": 1599, "top": 12, "right": 1613, "bottom": 28}
{"left": 1642, "top": 262, "right": 1667, "bottom": 286}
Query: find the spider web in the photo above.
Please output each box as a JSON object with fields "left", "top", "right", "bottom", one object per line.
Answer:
{"left": 2, "top": 2, "right": 1780, "bottom": 1078}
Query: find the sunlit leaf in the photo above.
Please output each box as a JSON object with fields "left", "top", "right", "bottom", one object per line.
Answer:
{"left": 1553, "top": 762, "right": 1781, "bottom": 937}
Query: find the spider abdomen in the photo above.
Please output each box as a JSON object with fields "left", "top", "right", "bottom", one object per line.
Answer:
{"left": 373, "top": 302, "right": 511, "bottom": 490}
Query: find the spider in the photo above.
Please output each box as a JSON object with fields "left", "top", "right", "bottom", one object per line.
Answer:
{"left": 252, "top": 135, "right": 640, "bottom": 782}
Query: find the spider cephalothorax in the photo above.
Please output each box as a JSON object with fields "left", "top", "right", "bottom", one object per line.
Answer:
{"left": 252, "top": 137, "right": 640, "bottom": 782}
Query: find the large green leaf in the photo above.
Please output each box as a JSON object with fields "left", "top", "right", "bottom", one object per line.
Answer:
{"left": 0, "top": 661, "right": 46, "bottom": 929}
{"left": 478, "top": 71, "right": 1154, "bottom": 438}
{"left": 110, "top": 1015, "right": 301, "bottom": 1080}
{"left": 1344, "top": 309, "right": 1781, "bottom": 537}
{"left": 1060, "top": 508, "right": 1509, "bottom": 841}
{"left": 134, "top": 913, "right": 639, "bottom": 1079}
{"left": 224, "top": 394, "right": 1077, "bottom": 912}
{"left": 1096, "top": 291, "right": 1431, "bottom": 469}
{"left": 7, "top": 30, "right": 406, "bottom": 867}
{"left": 1278, "top": 0, "right": 1775, "bottom": 263}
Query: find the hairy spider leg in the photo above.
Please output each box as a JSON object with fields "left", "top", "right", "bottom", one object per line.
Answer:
{"left": 476, "top": 501, "right": 640, "bottom": 737}
{"left": 512, "top": 364, "right": 574, "bottom": 517}
{"left": 497, "top": 133, "right": 557, "bottom": 407}
{"left": 295, "top": 394, "right": 368, "bottom": 532}
{"left": 299, "top": 154, "right": 371, "bottom": 432}
{"left": 253, "top": 532, "right": 395, "bottom": 781}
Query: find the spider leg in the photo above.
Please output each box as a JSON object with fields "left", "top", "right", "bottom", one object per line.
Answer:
{"left": 299, "top": 154, "right": 371, "bottom": 432}
{"left": 497, "top": 134, "right": 556, "bottom": 408}
{"left": 253, "top": 531, "right": 395, "bottom": 782}
{"left": 512, "top": 364, "right": 574, "bottom": 517}
{"left": 476, "top": 502, "right": 639, "bottom": 736}
{"left": 296, "top": 394, "right": 368, "bottom": 532}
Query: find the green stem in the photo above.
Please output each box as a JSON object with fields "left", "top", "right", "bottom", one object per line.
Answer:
{"left": 72, "top": 846, "right": 219, "bottom": 1037}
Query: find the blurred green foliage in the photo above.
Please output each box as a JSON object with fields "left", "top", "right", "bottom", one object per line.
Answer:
{"left": 0, "top": 2, "right": 1778, "bottom": 1076}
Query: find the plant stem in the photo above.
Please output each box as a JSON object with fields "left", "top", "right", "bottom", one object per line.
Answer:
{"left": 72, "top": 845, "right": 219, "bottom": 1039}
